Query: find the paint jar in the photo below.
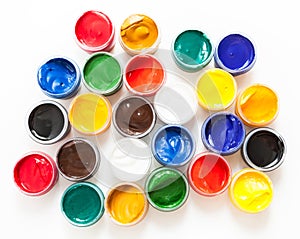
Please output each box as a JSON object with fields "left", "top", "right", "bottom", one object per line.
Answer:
{"left": 201, "top": 112, "right": 246, "bottom": 155}
{"left": 61, "top": 182, "right": 105, "bottom": 227}
{"left": 56, "top": 137, "right": 100, "bottom": 181}
{"left": 235, "top": 84, "right": 279, "bottom": 127}
{"left": 68, "top": 93, "right": 112, "bottom": 135}
{"left": 187, "top": 152, "right": 231, "bottom": 197}
{"left": 37, "top": 57, "right": 81, "bottom": 99}
{"left": 241, "top": 127, "right": 286, "bottom": 172}
{"left": 13, "top": 151, "right": 58, "bottom": 196}
{"left": 172, "top": 30, "right": 213, "bottom": 72}
{"left": 145, "top": 167, "right": 189, "bottom": 212}
{"left": 26, "top": 100, "right": 70, "bottom": 145}
{"left": 83, "top": 52, "right": 123, "bottom": 96}
{"left": 153, "top": 76, "right": 198, "bottom": 125}
{"left": 124, "top": 54, "right": 165, "bottom": 96}
{"left": 105, "top": 182, "right": 148, "bottom": 226}
{"left": 119, "top": 14, "right": 160, "bottom": 55}
{"left": 112, "top": 95, "right": 156, "bottom": 138}
{"left": 229, "top": 168, "right": 273, "bottom": 213}
{"left": 75, "top": 10, "right": 115, "bottom": 53}
{"left": 109, "top": 137, "right": 152, "bottom": 182}
{"left": 196, "top": 68, "right": 237, "bottom": 111}
{"left": 151, "top": 125, "right": 196, "bottom": 167}
{"left": 214, "top": 33, "right": 256, "bottom": 76}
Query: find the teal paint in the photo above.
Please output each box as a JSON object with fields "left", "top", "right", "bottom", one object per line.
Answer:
{"left": 172, "top": 30, "right": 213, "bottom": 72}
{"left": 83, "top": 52, "right": 122, "bottom": 95}
{"left": 145, "top": 167, "right": 189, "bottom": 212}
{"left": 61, "top": 182, "right": 105, "bottom": 227}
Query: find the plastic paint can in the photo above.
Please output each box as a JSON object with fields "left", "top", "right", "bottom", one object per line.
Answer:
{"left": 214, "top": 33, "right": 256, "bottom": 76}
{"left": 13, "top": 151, "right": 58, "bottom": 196}
{"left": 75, "top": 10, "right": 115, "bottom": 53}
{"left": 26, "top": 100, "right": 70, "bottom": 145}
{"left": 37, "top": 56, "right": 81, "bottom": 99}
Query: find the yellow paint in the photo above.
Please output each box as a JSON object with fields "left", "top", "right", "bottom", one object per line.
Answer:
{"left": 106, "top": 184, "right": 147, "bottom": 225}
{"left": 236, "top": 84, "right": 278, "bottom": 126}
{"left": 196, "top": 68, "right": 237, "bottom": 111}
{"left": 120, "top": 14, "right": 159, "bottom": 52}
{"left": 68, "top": 93, "right": 111, "bottom": 135}
{"left": 229, "top": 168, "right": 273, "bottom": 213}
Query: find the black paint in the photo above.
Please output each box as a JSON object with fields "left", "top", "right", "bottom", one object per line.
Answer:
{"left": 242, "top": 128, "right": 285, "bottom": 170}
{"left": 28, "top": 102, "right": 69, "bottom": 143}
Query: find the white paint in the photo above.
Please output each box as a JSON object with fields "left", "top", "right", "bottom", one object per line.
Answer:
{"left": 153, "top": 73, "right": 198, "bottom": 125}
{"left": 109, "top": 137, "right": 152, "bottom": 182}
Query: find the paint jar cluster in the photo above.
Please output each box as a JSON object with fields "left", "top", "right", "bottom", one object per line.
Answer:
{"left": 13, "top": 9, "right": 287, "bottom": 228}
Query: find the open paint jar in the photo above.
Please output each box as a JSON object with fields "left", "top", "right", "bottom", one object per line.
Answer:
{"left": 83, "top": 52, "right": 123, "bottom": 96}
{"left": 201, "top": 112, "right": 245, "bottom": 155}
{"left": 241, "top": 127, "right": 286, "bottom": 172}
{"left": 151, "top": 125, "right": 196, "bottom": 167}
{"left": 187, "top": 152, "right": 231, "bottom": 197}
{"left": 109, "top": 137, "right": 152, "bottom": 182}
{"left": 68, "top": 93, "right": 112, "bottom": 135}
{"left": 113, "top": 95, "right": 156, "bottom": 138}
{"left": 119, "top": 14, "right": 160, "bottom": 55}
{"left": 61, "top": 182, "right": 105, "bottom": 227}
{"left": 13, "top": 151, "right": 58, "bottom": 196}
{"left": 229, "top": 168, "right": 273, "bottom": 213}
{"left": 235, "top": 84, "right": 279, "bottom": 127}
{"left": 196, "top": 68, "right": 237, "bottom": 111}
{"left": 145, "top": 167, "right": 189, "bottom": 212}
{"left": 105, "top": 182, "right": 148, "bottom": 226}
{"left": 37, "top": 56, "right": 81, "bottom": 99}
{"left": 124, "top": 54, "right": 165, "bottom": 96}
{"left": 26, "top": 100, "right": 70, "bottom": 145}
{"left": 75, "top": 10, "right": 115, "bottom": 53}
{"left": 214, "top": 33, "right": 256, "bottom": 76}
{"left": 153, "top": 75, "right": 198, "bottom": 125}
{"left": 172, "top": 29, "right": 213, "bottom": 72}
{"left": 56, "top": 137, "right": 100, "bottom": 181}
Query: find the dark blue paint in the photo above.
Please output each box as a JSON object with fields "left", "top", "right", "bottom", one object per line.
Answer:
{"left": 37, "top": 57, "right": 81, "bottom": 99}
{"left": 151, "top": 125, "right": 195, "bottom": 167}
{"left": 201, "top": 112, "right": 245, "bottom": 155}
{"left": 214, "top": 34, "right": 256, "bottom": 75}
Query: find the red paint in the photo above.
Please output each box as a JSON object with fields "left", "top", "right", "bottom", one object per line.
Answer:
{"left": 13, "top": 152, "right": 58, "bottom": 196}
{"left": 75, "top": 10, "right": 115, "bottom": 52}
{"left": 188, "top": 152, "right": 231, "bottom": 196}
{"left": 125, "top": 55, "right": 165, "bottom": 96}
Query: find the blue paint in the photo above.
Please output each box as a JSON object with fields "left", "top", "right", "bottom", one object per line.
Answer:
{"left": 201, "top": 112, "right": 245, "bottom": 155}
{"left": 37, "top": 57, "right": 81, "bottom": 99}
{"left": 151, "top": 125, "right": 195, "bottom": 167}
{"left": 214, "top": 34, "right": 256, "bottom": 75}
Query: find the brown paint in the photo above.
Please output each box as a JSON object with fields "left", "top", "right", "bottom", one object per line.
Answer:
{"left": 114, "top": 96, "right": 155, "bottom": 137}
{"left": 57, "top": 138, "right": 99, "bottom": 181}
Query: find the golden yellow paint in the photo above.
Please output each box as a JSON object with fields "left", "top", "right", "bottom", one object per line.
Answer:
{"left": 196, "top": 68, "right": 237, "bottom": 111}
{"left": 235, "top": 84, "right": 278, "bottom": 126}
{"left": 120, "top": 14, "right": 159, "bottom": 53}
{"left": 229, "top": 168, "right": 273, "bottom": 213}
{"left": 68, "top": 93, "right": 111, "bottom": 135}
{"left": 106, "top": 184, "right": 148, "bottom": 225}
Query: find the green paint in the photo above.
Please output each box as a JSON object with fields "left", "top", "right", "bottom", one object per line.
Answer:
{"left": 146, "top": 167, "right": 189, "bottom": 211}
{"left": 172, "top": 30, "right": 213, "bottom": 72}
{"left": 61, "top": 182, "right": 105, "bottom": 227}
{"left": 83, "top": 53, "right": 122, "bottom": 95}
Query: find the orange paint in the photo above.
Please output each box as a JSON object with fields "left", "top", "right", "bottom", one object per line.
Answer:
{"left": 235, "top": 84, "right": 278, "bottom": 126}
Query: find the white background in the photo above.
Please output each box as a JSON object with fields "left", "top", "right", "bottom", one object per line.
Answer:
{"left": 1, "top": 0, "right": 299, "bottom": 238}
